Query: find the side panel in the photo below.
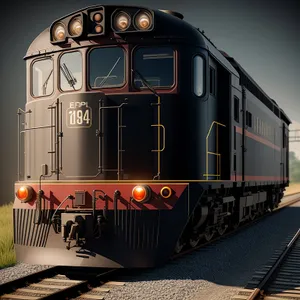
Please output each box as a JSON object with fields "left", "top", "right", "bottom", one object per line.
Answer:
{"left": 243, "top": 89, "right": 282, "bottom": 182}
{"left": 231, "top": 85, "right": 243, "bottom": 181}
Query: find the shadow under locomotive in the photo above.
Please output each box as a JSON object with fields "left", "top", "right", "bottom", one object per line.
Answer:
{"left": 115, "top": 205, "right": 300, "bottom": 290}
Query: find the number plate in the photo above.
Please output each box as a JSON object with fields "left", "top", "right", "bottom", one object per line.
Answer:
{"left": 66, "top": 102, "right": 92, "bottom": 128}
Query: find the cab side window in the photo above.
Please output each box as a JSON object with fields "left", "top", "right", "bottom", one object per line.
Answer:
{"left": 31, "top": 58, "right": 53, "bottom": 97}
{"left": 193, "top": 55, "right": 204, "bottom": 97}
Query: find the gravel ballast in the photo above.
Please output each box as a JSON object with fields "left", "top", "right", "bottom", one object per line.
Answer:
{"left": 0, "top": 263, "right": 52, "bottom": 284}
{"left": 1, "top": 195, "right": 299, "bottom": 300}
{"left": 103, "top": 197, "right": 300, "bottom": 300}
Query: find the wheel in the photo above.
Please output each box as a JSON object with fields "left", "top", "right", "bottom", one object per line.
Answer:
{"left": 257, "top": 205, "right": 263, "bottom": 216}
{"left": 217, "top": 224, "right": 227, "bottom": 236}
{"left": 189, "top": 232, "right": 201, "bottom": 248}
{"left": 232, "top": 220, "right": 240, "bottom": 230}
{"left": 249, "top": 208, "right": 256, "bottom": 221}
{"left": 204, "top": 226, "right": 215, "bottom": 242}
{"left": 174, "top": 238, "right": 185, "bottom": 254}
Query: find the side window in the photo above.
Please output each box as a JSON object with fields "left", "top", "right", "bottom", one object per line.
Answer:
{"left": 283, "top": 125, "right": 287, "bottom": 148}
{"left": 246, "top": 111, "right": 252, "bottom": 127}
{"left": 193, "top": 55, "right": 204, "bottom": 97}
{"left": 60, "top": 51, "right": 82, "bottom": 91}
{"left": 210, "top": 67, "right": 216, "bottom": 96}
{"left": 234, "top": 126, "right": 236, "bottom": 150}
{"left": 32, "top": 58, "right": 53, "bottom": 97}
{"left": 234, "top": 97, "right": 239, "bottom": 123}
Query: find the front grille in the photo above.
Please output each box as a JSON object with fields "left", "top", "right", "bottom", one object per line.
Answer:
{"left": 13, "top": 209, "right": 51, "bottom": 247}
{"left": 115, "top": 210, "right": 161, "bottom": 250}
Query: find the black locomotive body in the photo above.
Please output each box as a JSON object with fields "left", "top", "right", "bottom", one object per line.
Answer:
{"left": 13, "top": 5, "right": 290, "bottom": 268}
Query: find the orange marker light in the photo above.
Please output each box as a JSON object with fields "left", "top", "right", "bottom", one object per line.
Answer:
{"left": 95, "top": 25, "right": 103, "bottom": 33}
{"left": 16, "top": 186, "right": 34, "bottom": 202}
{"left": 94, "top": 13, "right": 102, "bottom": 22}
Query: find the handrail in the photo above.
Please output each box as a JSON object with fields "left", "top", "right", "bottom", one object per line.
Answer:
{"left": 17, "top": 108, "right": 32, "bottom": 180}
{"left": 151, "top": 124, "right": 166, "bottom": 152}
{"left": 203, "top": 121, "right": 226, "bottom": 180}
{"left": 99, "top": 102, "right": 127, "bottom": 181}
{"left": 152, "top": 96, "right": 166, "bottom": 180}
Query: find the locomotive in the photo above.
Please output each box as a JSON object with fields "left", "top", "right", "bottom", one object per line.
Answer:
{"left": 13, "top": 5, "right": 290, "bottom": 268}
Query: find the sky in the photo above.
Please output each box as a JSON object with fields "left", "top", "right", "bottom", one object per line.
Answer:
{"left": 0, "top": 0, "right": 299, "bottom": 204}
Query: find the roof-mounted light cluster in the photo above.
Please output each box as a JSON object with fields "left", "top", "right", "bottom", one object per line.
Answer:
{"left": 50, "top": 7, "right": 105, "bottom": 44}
{"left": 50, "top": 12, "right": 85, "bottom": 44}
{"left": 111, "top": 9, "right": 154, "bottom": 33}
{"left": 87, "top": 7, "right": 105, "bottom": 37}
{"left": 50, "top": 6, "right": 154, "bottom": 44}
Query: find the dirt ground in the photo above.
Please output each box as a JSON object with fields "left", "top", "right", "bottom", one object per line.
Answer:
{"left": 285, "top": 183, "right": 300, "bottom": 196}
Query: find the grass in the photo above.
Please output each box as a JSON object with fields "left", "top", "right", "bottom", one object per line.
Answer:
{"left": 0, "top": 202, "right": 16, "bottom": 269}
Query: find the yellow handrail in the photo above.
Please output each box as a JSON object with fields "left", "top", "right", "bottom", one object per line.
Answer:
{"left": 203, "top": 121, "right": 226, "bottom": 180}
{"left": 152, "top": 96, "right": 166, "bottom": 179}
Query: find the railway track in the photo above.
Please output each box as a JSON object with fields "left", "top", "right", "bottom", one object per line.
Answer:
{"left": 0, "top": 267, "right": 124, "bottom": 300}
{"left": 171, "top": 193, "right": 300, "bottom": 260}
{"left": 232, "top": 228, "right": 300, "bottom": 300}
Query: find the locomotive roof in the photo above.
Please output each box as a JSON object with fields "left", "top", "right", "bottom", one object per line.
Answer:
{"left": 24, "top": 5, "right": 290, "bottom": 125}
{"left": 220, "top": 50, "right": 291, "bottom": 124}
{"left": 24, "top": 4, "right": 238, "bottom": 77}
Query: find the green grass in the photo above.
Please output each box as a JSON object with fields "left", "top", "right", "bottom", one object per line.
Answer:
{"left": 0, "top": 203, "right": 16, "bottom": 268}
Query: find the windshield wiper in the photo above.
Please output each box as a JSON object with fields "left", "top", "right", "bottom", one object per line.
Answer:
{"left": 60, "top": 63, "right": 77, "bottom": 90}
{"left": 42, "top": 69, "right": 53, "bottom": 95}
{"left": 98, "top": 57, "right": 121, "bottom": 88}
{"left": 131, "top": 69, "right": 158, "bottom": 97}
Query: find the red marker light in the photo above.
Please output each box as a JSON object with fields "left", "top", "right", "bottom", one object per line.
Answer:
{"left": 132, "top": 185, "right": 151, "bottom": 203}
{"left": 16, "top": 186, "right": 34, "bottom": 202}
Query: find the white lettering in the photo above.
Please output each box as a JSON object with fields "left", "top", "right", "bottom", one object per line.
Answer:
{"left": 67, "top": 106, "right": 92, "bottom": 128}
{"left": 69, "top": 102, "right": 89, "bottom": 108}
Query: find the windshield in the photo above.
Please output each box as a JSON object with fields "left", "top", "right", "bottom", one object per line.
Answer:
{"left": 32, "top": 58, "right": 53, "bottom": 97}
{"left": 60, "top": 51, "right": 82, "bottom": 91}
{"left": 133, "top": 47, "right": 174, "bottom": 88}
{"left": 89, "top": 47, "right": 125, "bottom": 88}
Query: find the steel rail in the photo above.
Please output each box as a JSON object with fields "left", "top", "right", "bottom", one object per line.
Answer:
{"left": 0, "top": 267, "right": 118, "bottom": 300}
{"left": 245, "top": 229, "right": 300, "bottom": 300}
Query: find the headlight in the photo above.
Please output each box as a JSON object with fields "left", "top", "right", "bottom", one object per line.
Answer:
{"left": 114, "top": 12, "right": 131, "bottom": 31}
{"left": 132, "top": 185, "right": 151, "bottom": 203}
{"left": 135, "top": 11, "right": 152, "bottom": 30}
{"left": 69, "top": 17, "right": 83, "bottom": 36}
{"left": 52, "top": 23, "right": 66, "bottom": 41}
{"left": 16, "top": 186, "right": 34, "bottom": 202}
